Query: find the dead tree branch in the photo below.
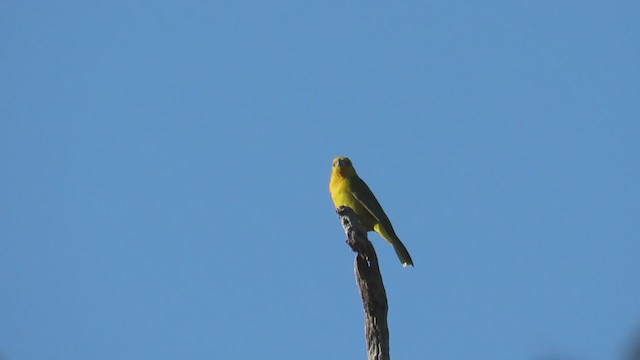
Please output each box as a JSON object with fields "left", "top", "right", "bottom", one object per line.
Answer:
{"left": 336, "top": 206, "right": 390, "bottom": 360}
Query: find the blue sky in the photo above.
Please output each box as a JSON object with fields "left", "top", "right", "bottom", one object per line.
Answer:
{"left": 2, "top": 1, "right": 639, "bottom": 359}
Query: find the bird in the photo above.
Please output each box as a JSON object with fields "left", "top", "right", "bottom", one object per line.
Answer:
{"left": 329, "top": 156, "right": 414, "bottom": 267}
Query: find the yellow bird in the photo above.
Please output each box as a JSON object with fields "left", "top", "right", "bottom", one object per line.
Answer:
{"left": 329, "top": 156, "right": 414, "bottom": 267}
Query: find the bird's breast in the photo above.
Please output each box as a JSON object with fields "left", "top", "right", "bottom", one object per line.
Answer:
{"left": 330, "top": 176, "right": 375, "bottom": 231}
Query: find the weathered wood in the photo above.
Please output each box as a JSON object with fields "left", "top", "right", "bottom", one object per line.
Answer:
{"left": 336, "top": 206, "right": 390, "bottom": 360}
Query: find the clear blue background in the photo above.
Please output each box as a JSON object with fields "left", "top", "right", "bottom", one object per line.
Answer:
{"left": 2, "top": 1, "right": 639, "bottom": 359}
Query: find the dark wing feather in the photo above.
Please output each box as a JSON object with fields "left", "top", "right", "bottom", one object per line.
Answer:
{"left": 349, "top": 176, "right": 392, "bottom": 226}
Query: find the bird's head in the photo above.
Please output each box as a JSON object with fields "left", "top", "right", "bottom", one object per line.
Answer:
{"left": 332, "top": 156, "right": 357, "bottom": 178}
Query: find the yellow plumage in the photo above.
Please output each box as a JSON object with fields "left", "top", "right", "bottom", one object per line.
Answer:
{"left": 329, "top": 157, "right": 414, "bottom": 267}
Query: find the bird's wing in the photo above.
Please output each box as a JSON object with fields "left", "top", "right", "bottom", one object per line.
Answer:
{"left": 350, "top": 176, "right": 391, "bottom": 225}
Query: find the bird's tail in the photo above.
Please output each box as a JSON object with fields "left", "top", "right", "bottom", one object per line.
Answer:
{"left": 393, "top": 240, "right": 414, "bottom": 268}
{"left": 374, "top": 223, "right": 414, "bottom": 267}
